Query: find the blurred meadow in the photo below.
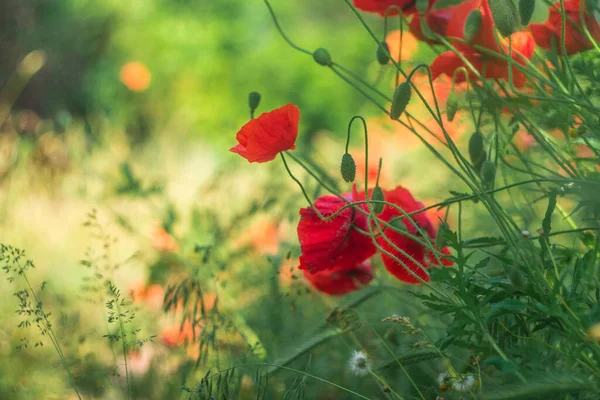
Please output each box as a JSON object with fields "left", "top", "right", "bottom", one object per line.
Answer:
{"left": 2, "top": 0, "right": 600, "bottom": 399}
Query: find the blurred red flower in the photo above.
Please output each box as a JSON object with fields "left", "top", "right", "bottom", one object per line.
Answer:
{"left": 430, "top": 0, "right": 535, "bottom": 87}
{"left": 409, "top": 0, "right": 455, "bottom": 43}
{"left": 231, "top": 104, "right": 300, "bottom": 163}
{"left": 357, "top": 186, "right": 452, "bottom": 283}
{"left": 303, "top": 261, "right": 374, "bottom": 295}
{"left": 161, "top": 321, "right": 197, "bottom": 347}
{"left": 530, "top": 0, "right": 600, "bottom": 55}
{"left": 353, "top": 0, "right": 417, "bottom": 16}
{"left": 297, "top": 189, "right": 376, "bottom": 273}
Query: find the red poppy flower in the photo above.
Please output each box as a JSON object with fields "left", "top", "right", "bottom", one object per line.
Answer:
{"left": 303, "top": 261, "right": 374, "bottom": 296}
{"left": 357, "top": 186, "right": 452, "bottom": 283}
{"left": 353, "top": 0, "right": 417, "bottom": 16}
{"left": 409, "top": 0, "right": 455, "bottom": 44}
{"left": 430, "top": 0, "right": 535, "bottom": 87}
{"left": 530, "top": 0, "right": 600, "bottom": 55}
{"left": 297, "top": 190, "right": 376, "bottom": 273}
{"left": 230, "top": 104, "right": 299, "bottom": 163}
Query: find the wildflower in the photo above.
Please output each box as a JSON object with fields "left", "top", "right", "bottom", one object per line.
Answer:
{"left": 356, "top": 186, "right": 453, "bottom": 283}
{"left": 521, "top": 229, "right": 531, "bottom": 239}
{"left": 530, "top": 0, "right": 600, "bottom": 55}
{"left": 297, "top": 188, "right": 376, "bottom": 273}
{"left": 438, "top": 372, "right": 451, "bottom": 391}
{"left": 303, "top": 261, "right": 373, "bottom": 295}
{"left": 348, "top": 350, "right": 371, "bottom": 376}
{"left": 385, "top": 30, "right": 419, "bottom": 62}
{"left": 409, "top": 0, "right": 455, "bottom": 44}
{"left": 120, "top": 61, "right": 151, "bottom": 92}
{"left": 429, "top": 0, "right": 535, "bottom": 87}
{"left": 151, "top": 226, "right": 179, "bottom": 253}
{"left": 353, "top": 0, "right": 418, "bottom": 17}
{"left": 452, "top": 374, "right": 477, "bottom": 392}
{"left": 230, "top": 104, "right": 300, "bottom": 163}
{"left": 160, "top": 321, "right": 197, "bottom": 347}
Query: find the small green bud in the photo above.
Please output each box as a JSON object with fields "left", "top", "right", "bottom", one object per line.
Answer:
{"left": 340, "top": 153, "right": 356, "bottom": 183}
{"left": 371, "top": 186, "right": 385, "bottom": 214}
{"left": 488, "top": 0, "right": 520, "bottom": 37}
{"left": 376, "top": 42, "right": 390, "bottom": 65}
{"left": 464, "top": 10, "right": 482, "bottom": 42}
{"left": 480, "top": 160, "right": 496, "bottom": 187}
{"left": 446, "top": 92, "right": 459, "bottom": 122}
{"left": 313, "top": 48, "right": 332, "bottom": 66}
{"left": 468, "top": 132, "right": 485, "bottom": 167}
{"left": 390, "top": 82, "right": 411, "bottom": 120}
{"left": 518, "top": 0, "right": 535, "bottom": 26}
{"left": 389, "top": 217, "right": 407, "bottom": 233}
{"left": 248, "top": 91, "right": 261, "bottom": 113}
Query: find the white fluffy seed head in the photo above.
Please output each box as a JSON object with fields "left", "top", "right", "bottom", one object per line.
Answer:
{"left": 348, "top": 350, "right": 371, "bottom": 376}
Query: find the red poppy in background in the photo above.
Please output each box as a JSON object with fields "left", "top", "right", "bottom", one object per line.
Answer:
{"left": 297, "top": 191, "right": 376, "bottom": 273}
{"left": 409, "top": 0, "right": 455, "bottom": 43}
{"left": 230, "top": 104, "right": 299, "bottom": 163}
{"left": 429, "top": 0, "right": 535, "bottom": 87}
{"left": 357, "top": 186, "right": 452, "bottom": 283}
{"left": 303, "top": 261, "right": 374, "bottom": 295}
{"left": 530, "top": 0, "right": 600, "bottom": 55}
{"left": 353, "top": 0, "right": 417, "bottom": 16}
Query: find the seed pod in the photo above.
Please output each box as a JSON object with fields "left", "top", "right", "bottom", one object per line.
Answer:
{"left": 376, "top": 42, "right": 390, "bottom": 65}
{"left": 518, "top": 0, "right": 535, "bottom": 26}
{"left": 390, "top": 82, "right": 411, "bottom": 120}
{"left": 446, "top": 92, "right": 459, "bottom": 122}
{"left": 313, "top": 48, "right": 332, "bottom": 66}
{"left": 340, "top": 153, "right": 356, "bottom": 183}
{"left": 468, "top": 132, "right": 485, "bottom": 167}
{"left": 371, "top": 186, "right": 385, "bottom": 214}
{"left": 464, "top": 10, "right": 482, "bottom": 42}
{"left": 389, "top": 217, "right": 407, "bottom": 233}
{"left": 248, "top": 91, "right": 261, "bottom": 113}
{"left": 480, "top": 160, "right": 496, "bottom": 187}
{"left": 488, "top": 0, "right": 520, "bottom": 37}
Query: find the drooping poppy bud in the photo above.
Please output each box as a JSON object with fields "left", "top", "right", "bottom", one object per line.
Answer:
{"left": 376, "top": 42, "right": 391, "bottom": 65}
{"left": 480, "top": 160, "right": 496, "bottom": 187}
{"left": 389, "top": 216, "right": 408, "bottom": 233}
{"left": 313, "top": 48, "right": 332, "bottom": 66}
{"left": 371, "top": 186, "right": 385, "bottom": 214}
{"left": 435, "top": 220, "right": 451, "bottom": 249}
{"left": 468, "top": 132, "right": 486, "bottom": 168}
{"left": 518, "top": 0, "right": 535, "bottom": 26}
{"left": 390, "top": 82, "right": 411, "bottom": 120}
{"left": 464, "top": 10, "right": 482, "bottom": 42}
{"left": 341, "top": 153, "right": 357, "bottom": 183}
{"left": 248, "top": 91, "right": 261, "bottom": 115}
{"left": 488, "top": 0, "right": 520, "bottom": 37}
{"left": 446, "top": 92, "right": 459, "bottom": 122}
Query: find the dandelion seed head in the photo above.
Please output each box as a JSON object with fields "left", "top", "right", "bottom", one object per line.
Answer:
{"left": 348, "top": 349, "right": 371, "bottom": 376}
{"left": 452, "top": 374, "right": 476, "bottom": 392}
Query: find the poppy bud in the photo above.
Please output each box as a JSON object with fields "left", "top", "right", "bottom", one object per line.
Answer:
{"left": 488, "top": 0, "right": 520, "bottom": 37}
{"left": 340, "top": 153, "right": 356, "bottom": 183}
{"left": 468, "top": 132, "right": 485, "bottom": 168}
{"left": 480, "top": 160, "right": 496, "bottom": 187}
{"left": 376, "top": 42, "right": 390, "bottom": 65}
{"left": 446, "top": 92, "right": 459, "bottom": 122}
{"left": 313, "top": 48, "right": 332, "bottom": 66}
{"left": 389, "top": 217, "right": 407, "bottom": 233}
{"left": 248, "top": 91, "right": 261, "bottom": 113}
{"left": 518, "top": 0, "right": 535, "bottom": 26}
{"left": 390, "top": 82, "right": 411, "bottom": 120}
{"left": 371, "top": 186, "right": 385, "bottom": 214}
{"left": 464, "top": 10, "right": 482, "bottom": 42}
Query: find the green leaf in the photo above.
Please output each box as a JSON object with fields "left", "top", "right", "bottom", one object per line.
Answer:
{"left": 483, "top": 356, "right": 519, "bottom": 372}
{"left": 485, "top": 299, "right": 527, "bottom": 321}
